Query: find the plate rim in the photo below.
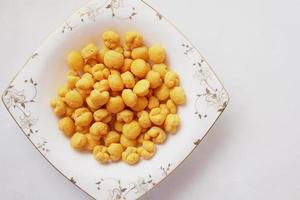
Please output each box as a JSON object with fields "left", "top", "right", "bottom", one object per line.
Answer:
{"left": 1, "top": 0, "right": 230, "bottom": 199}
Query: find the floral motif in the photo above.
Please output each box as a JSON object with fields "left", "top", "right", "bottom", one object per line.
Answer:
{"left": 181, "top": 43, "right": 229, "bottom": 119}
{"left": 61, "top": 22, "right": 75, "bottom": 33}
{"left": 95, "top": 164, "right": 171, "bottom": 200}
{"left": 2, "top": 78, "right": 50, "bottom": 153}
{"left": 105, "top": 0, "right": 137, "bottom": 20}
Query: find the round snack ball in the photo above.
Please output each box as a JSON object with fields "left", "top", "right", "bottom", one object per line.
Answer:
{"left": 108, "top": 74, "right": 124, "bottom": 91}
{"left": 90, "top": 122, "right": 109, "bottom": 139}
{"left": 131, "top": 47, "right": 148, "bottom": 61}
{"left": 84, "top": 133, "right": 101, "bottom": 151}
{"left": 116, "top": 109, "right": 134, "bottom": 123}
{"left": 125, "top": 31, "right": 144, "bottom": 50}
{"left": 107, "top": 143, "right": 124, "bottom": 161}
{"left": 104, "top": 50, "right": 124, "bottom": 69}
{"left": 93, "top": 145, "right": 110, "bottom": 163}
{"left": 120, "top": 134, "right": 137, "bottom": 148}
{"left": 93, "top": 109, "right": 112, "bottom": 123}
{"left": 81, "top": 43, "right": 99, "bottom": 60}
{"left": 106, "top": 96, "right": 125, "bottom": 113}
{"left": 65, "top": 90, "right": 83, "bottom": 108}
{"left": 121, "top": 89, "right": 138, "bottom": 107}
{"left": 152, "top": 64, "right": 168, "bottom": 78}
{"left": 148, "top": 44, "right": 165, "bottom": 64}
{"left": 120, "top": 58, "right": 133, "bottom": 73}
{"left": 122, "top": 120, "right": 142, "bottom": 140}
{"left": 146, "top": 70, "right": 162, "bottom": 89}
{"left": 149, "top": 107, "right": 166, "bottom": 125}
{"left": 164, "top": 114, "right": 180, "bottom": 133}
{"left": 164, "top": 71, "right": 179, "bottom": 88}
{"left": 166, "top": 99, "right": 177, "bottom": 114}
{"left": 122, "top": 146, "right": 140, "bottom": 165}
{"left": 130, "top": 59, "right": 149, "bottom": 78}
{"left": 137, "top": 111, "right": 152, "bottom": 129}
{"left": 51, "top": 97, "right": 66, "bottom": 117}
{"left": 147, "top": 126, "right": 167, "bottom": 144}
{"left": 102, "top": 30, "right": 120, "bottom": 49}
{"left": 148, "top": 96, "right": 159, "bottom": 109}
{"left": 70, "top": 132, "right": 87, "bottom": 149}
{"left": 154, "top": 84, "right": 170, "bottom": 101}
{"left": 131, "top": 96, "right": 148, "bottom": 112}
{"left": 104, "top": 131, "right": 121, "bottom": 146}
{"left": 72, "top": 108, "right": 93, "bottom": 127}
{"left": 133, "top": 79, "right": 150, "bottom": 96}
{"left": 58, "top": 117, "right": 75, "bottom": 136}
{"left": 67, "top": 51, "right": 84, "bottom": 71}
{"left": 114, "top": 121, "right": 124, "bottom": 132}
{"left": 121, "top": 71, "right": 135, "bottom": 89}
{"left": 170, "top": 86, "right": 186, "bottom": 105}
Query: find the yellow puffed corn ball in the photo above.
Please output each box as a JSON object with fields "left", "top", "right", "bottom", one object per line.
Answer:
{"left": 170, "top": 86, "right": 186, "bottom": 105}
{"left": 138, "top": 141, "right": 156, "bottom": 160}
{"left": 125, "top": 31, "right": 143, "bottom": 50}
{"left": 121, "top": 89, "right": 137, "bottom": 107}
{"left": 131, "top": 96, "right": 148, "bottom": 112}
{"left": 102, "top": 30, "right": 120, "bottom": 49}
{"left": 104, "top": 131, "right": 121, "bottom": 146}
{"left": 67, "top": 51, "right": 84, "bottom": 72}
{"left": 64, "top": 90, "right": 83, "bottom": 108}
{"left": 51, "top": 97, "right": 67, "bottom": 117}
{"left": 110, "top": 69, "right": 121, "bottom": 76}
{"left": 113, "top": 46, "right": 123, "bottom": 54}
{"left": 58, "top": 85, "right": 70, "bottom": 97}
{"left": 86, "top": 90, "right": 109, "bottom": 110}
{"left": 90, "top": 122, "right": 109, "bottom": 139}
{"left": 70, "top": 132, "right": 87, "bottom": 149}
{"left": 116, "top": 109, "right": 134, "bottom": 123}
{"left": 137, "top": 111, "right": 152, "bottom": 129}
{"left": 131, "top": 47, "right": 148, "bottom": 61}
{"left": 159, "top": 104, "right": 170, "bottom": 116}
{"left": 152, "top": 64, "right": 168, "bottom": 78}
{"left": 164, "top": 114, "right": 180, "bottom": 133}
{"left": 146, "top": 70, "right": 162, "bottom": 89}
{"left": 104, "top": 50, "right": 124, "bottom": 69}
{"left": 81, "top": 43, "right": 99, "bottom": 59}
{"left": 106, "top": 96, "right": 125, "bottom": 114}
{"left": 58, "top": 117, "right": 75, "bottom": 136}
{"left": 114, "top": 120, "right": 124, "bottom": 132}
{"left": 133, "top": 79, "right": 150, "bottom": 97}
{"left": 91, "top": 64, "right": 106, "bottom": 81}
{"left": 93, "top": 145, "right": 110, "bottom": 163}
{"left": 76, "top": 73, "right": 94, "bottom": 90}
{"left": 123, "top": 50, "right": 131, "bottom": 58}
{"left": 75, "top": 125, "right": 90, "bottom": 133}
{"left": 84, "top": 133, "right": 101, "bottom": 151}
{"left": 146, "top": 126, "right": 167, "bottom": 144}
{"left": 149, "top": 107, "right": 167, "bottom": 126}
{"left": 94, "top": 79, "right": 110, "bottom": 92}
{"left": 120, "top": 59, "right": 132, "bottom": 73}
{"left": 67, "top": 73, "right": 80, "bottom": 89}
{"left": 108, "top": 74, "right": 124, "bottom": 91}
{"left": 166, "top": 99, "right": 177, "bottom": 114}
{"left": 137, "top": 133, "right": 145, "bottom": 144}
{"left": 120, "top": 134, "right": 137, "bottom": 148}
{"left": 122, "top": 120, "right": 141, "bottom": 140}
{"left": 83, "top": 64, "right": 93, "bottom": 74}
{"left": 148, "top": 44, "right": 165, "bottom": 64}
{"left": 154, "top": 84, "right": 170, "bottom": 101}
{"left": 122, "top": 146, "right": 140, "bottom": 165}
{"left": 86, "top": 58, "right": 98, "bottom": 66}
{"left": 148, "top": 96, "right": 159, "bottom": 109}
{"left": 164, "top": 71, "right": 179, "bottom": 88}
{"left": 108, "top": 143, "right": 123, "bottom": 161}
{"left": 130, "top": 59, "right": 149, "bottom": 78}
{"left": 72, "top": 107, "right": 93, "bottom": 127}
{"left": 93, "top": 109, "right": 112, "bottom": 123}
{"left": 121, "top": 71, "right": 135, "bottom": 89}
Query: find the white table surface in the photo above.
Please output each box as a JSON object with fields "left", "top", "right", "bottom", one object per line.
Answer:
{"left": 1, "top": 0, "right": 300, "bottom": 199}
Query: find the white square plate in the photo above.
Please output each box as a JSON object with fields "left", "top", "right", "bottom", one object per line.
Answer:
{"left": 2, "top": 0, "right": 229, "bottom": 199}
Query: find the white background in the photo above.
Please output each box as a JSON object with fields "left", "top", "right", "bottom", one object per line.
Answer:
{"left": 1, "top": 0, "right": 300, "bottom": 199}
